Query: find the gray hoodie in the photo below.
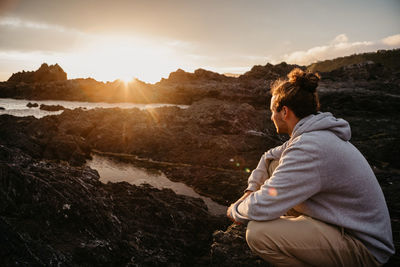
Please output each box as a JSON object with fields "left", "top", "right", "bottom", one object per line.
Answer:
{"left": 229, "top": 112, "right": 395, "bottom": 264}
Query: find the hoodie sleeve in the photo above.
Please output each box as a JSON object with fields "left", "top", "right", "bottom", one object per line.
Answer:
{"left": 265, "top": 141, "right": 289, "bottom": 160}
{"left": 245, "top": 141, "right": 289, "bottom": 192}
{"left": 245, "top": 153, "right": 271, "bottom": 192}
{"left": 230, "top": 139, "right": 322, "bottom": 224}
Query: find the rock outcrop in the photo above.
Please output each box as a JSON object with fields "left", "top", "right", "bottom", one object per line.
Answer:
{"left": 7, "top": 63, "right": 67, "bottom": 83}
{"left": 27, "top": 102, "right": 39, "bottom": 108}
{"left": 39, "top": 104, "right": 66, "bottom": 111}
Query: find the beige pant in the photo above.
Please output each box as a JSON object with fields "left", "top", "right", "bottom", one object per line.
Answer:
{"left": 245, "top": 160, "right": 381, "bottom": 267}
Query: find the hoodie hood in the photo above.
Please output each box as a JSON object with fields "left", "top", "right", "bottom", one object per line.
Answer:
{"left": 291, "top": 112, "right": 351, "bottom": 141}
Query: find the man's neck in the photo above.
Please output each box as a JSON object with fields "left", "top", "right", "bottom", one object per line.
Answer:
{"left": 287, "top": 117, "right": 300, "bottom": 137}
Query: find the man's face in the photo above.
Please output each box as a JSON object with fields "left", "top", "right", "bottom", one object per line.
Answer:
{"left": 270, "top": 95, "right": 288, "bottom": 134}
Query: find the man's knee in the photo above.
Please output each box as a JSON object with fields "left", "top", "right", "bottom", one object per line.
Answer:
{"left": 245, "top": 221, "right": 258, "bottom": 248}
{"left": 246, "top": 217, "right": 305, "bottom": 253}
{"left": 246, "top": 220, "right": 275, "bottom": 252}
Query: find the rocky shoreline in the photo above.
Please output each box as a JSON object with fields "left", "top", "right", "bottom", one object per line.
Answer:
{"left": 1, "top": 56, "right": 399, "bottom": 265}
{"left": 0, "top": 145, "right": 228, "bottom": 266}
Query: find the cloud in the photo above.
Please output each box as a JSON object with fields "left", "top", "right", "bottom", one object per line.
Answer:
{"left": 331, "top": 34, "right": 348, "bottom": 44}
{"left": 382, "top": 34, "right": 400, "bottom": 47}
{"left": 0, "top": 16, "right": 87, "bottom": 52}
{"left": 282, "top": 33, "right": 399, "bottom": 66}
{"left": 0, "top": 16, "right": 76, "bottom": 32}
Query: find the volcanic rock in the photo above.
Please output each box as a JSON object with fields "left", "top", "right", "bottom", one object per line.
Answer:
{"left": 0, "top": 145, "right": 226, "bottom": 266}
{"left": 211, "top": 224, "right": 270, "bottom": 266}
{"left": 27, "top": 102, "right": 39, "bottom": 108}
{"left": 39, "top": 104, "right": 66, "bottom": 111}
{"left": 8, "top": 63, "right": 67, "bottom": 83}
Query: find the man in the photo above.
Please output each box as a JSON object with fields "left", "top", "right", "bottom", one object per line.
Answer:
{"left": 227, "top": 68, "right": 394, "bottom": 266}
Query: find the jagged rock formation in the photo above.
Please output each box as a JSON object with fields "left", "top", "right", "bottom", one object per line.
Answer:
{"left": 239, "top": 62, "right": 304, "bottom": 81}
{"left": 1, "top": 49, "right": 399, "bottom": 107}
{"left": 160, "top": 68, "right": 233, "bottom": 84}
{"left": 7, "top": 63, "right": 67, "bottom": 83}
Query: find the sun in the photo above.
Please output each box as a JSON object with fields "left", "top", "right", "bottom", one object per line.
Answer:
{"left": 118, "top": 75, "right": 136, "bottom": 85}
{"left": 67, "top": 34, "right": 182, "bottom": 83}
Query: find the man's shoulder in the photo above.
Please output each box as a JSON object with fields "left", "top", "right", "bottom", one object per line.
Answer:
{"left": 289, "top": 130, "right": 343, "bottom": 152}
{"left": 295, "top": 129, "right": 344, "bottom": 144}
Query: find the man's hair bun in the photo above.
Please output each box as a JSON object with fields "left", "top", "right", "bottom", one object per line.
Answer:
{"left": 287, "top": 68, "right": 320, "bottom": 93}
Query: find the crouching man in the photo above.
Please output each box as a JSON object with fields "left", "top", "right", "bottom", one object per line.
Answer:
{"left": 227, "top": 68, "right": 394, "bottom": 266}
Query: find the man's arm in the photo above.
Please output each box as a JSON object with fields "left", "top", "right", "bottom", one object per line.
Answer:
{"left": 227, "top": 142, "right": 290, "bottom": 224}
{"left": 230, "top": 142, "right": 322, "bottom": 224}
{"left": 246, "top": 141, "right": 289, "bottom": 192}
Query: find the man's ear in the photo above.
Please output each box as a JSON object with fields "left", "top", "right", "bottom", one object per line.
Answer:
{"left": 282, "top": 106, "right": 289, "bottom": 119}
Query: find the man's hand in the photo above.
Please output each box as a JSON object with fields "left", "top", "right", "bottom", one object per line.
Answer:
{"left": 226, "top": 190, "right": 253, "bottom": 225}
{"left": 226, "top": 205, "right": 241, "bottom": 225}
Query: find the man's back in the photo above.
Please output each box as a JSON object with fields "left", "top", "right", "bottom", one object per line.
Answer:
{"left": 289, "top": 114, "right": 394, "bottom": 263}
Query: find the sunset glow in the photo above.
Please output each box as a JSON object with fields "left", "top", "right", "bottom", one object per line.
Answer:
{"left": 0, "top": 0, "right": 399, "bottom": 83}
{"left": 67, "top": 35, "right": 182, "bottom": 83}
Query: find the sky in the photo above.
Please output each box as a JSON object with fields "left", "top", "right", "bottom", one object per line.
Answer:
{"left": 0, "top": 0, "right": 399, "bottom": 83}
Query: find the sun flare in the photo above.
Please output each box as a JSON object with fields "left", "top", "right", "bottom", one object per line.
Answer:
{"left": 65, "top": 35, "right": 182, "bottom": 83}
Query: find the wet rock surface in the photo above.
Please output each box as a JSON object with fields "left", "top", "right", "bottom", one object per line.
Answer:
{"left": 0, "top": 145, "right": 227, "bottom": 266}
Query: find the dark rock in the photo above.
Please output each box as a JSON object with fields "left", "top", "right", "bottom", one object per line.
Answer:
{"left": 308, "top": 48, "right": 400, "bottom": 73}
{"left": 161, "top": 68, "right": 232, "bottom": 84}
{"left": 8, "top": 63, "right": 67, "bottom": 83}
{"left": 27, "top": 102, "right": 39, "bottom": 108}
{"left": 211, "top": 224, "right": 271, "bottom": 266}
{"left": 1, "top": 49, "right": 399, "bottom": 108}
{"left": 0, "top": 114, "right": 89, "bottom": 165}
{"left": 39, "top": 104, "right": 65, "bottom": 111}
{"left": 320, "top": 61, "right": 393, "bottom": 81}
{"left": 0, "top": 145, "right": 226, "bottom": 266}
{"left": 239, "top": 62, "right": 304, "bottom": 81}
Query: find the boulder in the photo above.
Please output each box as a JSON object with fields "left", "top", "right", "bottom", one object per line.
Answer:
{"left": 39, "top": 104, "right": 65, "bottom": 111}
{"left": 27, "top": 102, "right": 39, "bottom": 108}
